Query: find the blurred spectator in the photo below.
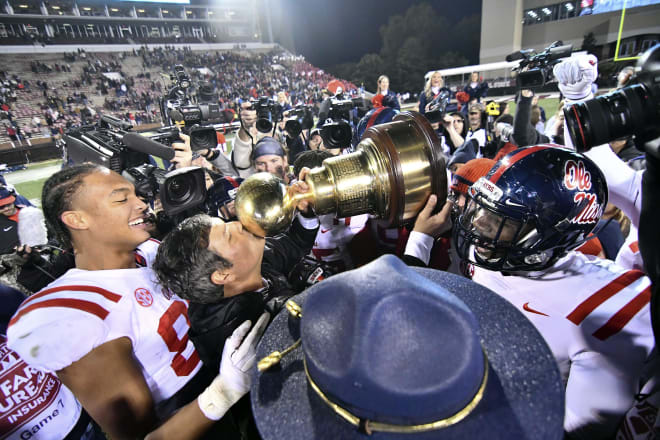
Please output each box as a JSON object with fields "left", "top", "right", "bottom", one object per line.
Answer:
{"left": 463, "top": 72, "right": 489, "bottom": 103}
{"left": 419, "top": 71, "right": 451, "bottom": 117}
{"left": 371, "top": 75, "right": 400, "bottom": 110}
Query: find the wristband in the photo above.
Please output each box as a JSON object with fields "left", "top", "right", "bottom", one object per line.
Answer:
{"left": 197, "top": 377, "right": 231, "bottom": 421}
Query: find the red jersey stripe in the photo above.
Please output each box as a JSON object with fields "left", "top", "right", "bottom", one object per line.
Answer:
{"left": 10, "top": 298, "right": 110, "bottom": 327}
{"left": 366, "top": 106, "right": 387, "bottom": 129}
{"left": 489, "top": 146, "right": 549, "bottom": 183}
{"left": 592, "top": 286, "right": 651, "bottom": 340}
{"left": 566, "top": 270, "right": 646, "bottom": 325}
{"left": 22, "top": 285, "right": 122, "bottom": 308}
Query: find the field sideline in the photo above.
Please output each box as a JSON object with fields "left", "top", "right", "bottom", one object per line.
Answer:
{"left": 5, "top": 97, "right": 560, "bottom": 206}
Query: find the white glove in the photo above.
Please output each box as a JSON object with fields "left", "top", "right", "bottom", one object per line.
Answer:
{"left": 553, "top": 54, "right": 598, "bottom": 101}
{"left": 198, "top": 312, "right": 270, "bottom": 420}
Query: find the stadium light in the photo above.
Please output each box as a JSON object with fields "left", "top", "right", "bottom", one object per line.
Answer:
{"left": 19, "top": 5, "right": 28, "bottom": 8}
{"left": 111, "top": 8, "right": 118, "bottom": 11}
{"left": 83, "top": 7, "right": 91, "bottom": 10}
{"left": 163, "top": 9, "right": 168, "bottom": 13}
{"left": 51, "top": 6, "right": 60, "bottom": 9}
{"left": 138, "top": 9, "right": 144, "bottom": 12}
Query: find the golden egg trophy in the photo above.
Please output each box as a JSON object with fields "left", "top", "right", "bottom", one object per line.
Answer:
{"left": 235, "top": 111, "right": 447, "bottom": 237}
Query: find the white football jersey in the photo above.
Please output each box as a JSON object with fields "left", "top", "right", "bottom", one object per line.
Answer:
{"left": 0, "top": 335, "right": 82, "bottom": 440}
{"left": 7, "top": 240, "right": 201, "bottom": 404}
{"left": 472, "top": 251, "right": 656, "bottom": 439}
{"left": 311, "top": 214, "right": 368, "bottom": 266}
{"left": 615, "top": 225, "right": 644, "bottom": 272}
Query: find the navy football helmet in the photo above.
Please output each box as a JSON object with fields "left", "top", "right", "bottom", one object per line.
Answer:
{"left": 454, "top": 145, "right": 608, "bottom": 272}
{"left": 352, "top": 106, "right": 399, "bottom": 147}
{"left": 204, "top": 176, "right": 244, "bottom": 221}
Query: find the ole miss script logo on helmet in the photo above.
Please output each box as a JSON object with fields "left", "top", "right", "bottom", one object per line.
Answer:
{"left": 564, "top": 160, "right": 602, "bottom": 224}
{"left": 134, "top": 288, "right": 154, "bottom": 307}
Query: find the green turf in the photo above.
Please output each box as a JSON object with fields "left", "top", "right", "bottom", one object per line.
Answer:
{"left": 497, "top": 97, "right": 560, "bottom": 120}
{"left": 15, "top": 178, "right": 48, "bottom": 204}
{"left": 25, "top": 159, "right": 62, "bottom": 170}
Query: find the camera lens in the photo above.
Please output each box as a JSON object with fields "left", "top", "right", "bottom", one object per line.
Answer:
{"left": 285, "top": 119, "right": 302, "bottom": 138}
{"left": 564, "top": 84, "right": 653, "bottom": 152}
{"left": 166, "top": 175, "right": 193, "bottom": 204}
{"left": 321, "top": 121, "right": 352, "bottom": 149}
{"left": 190, "top": 131, "right": 216, "bottom": 151}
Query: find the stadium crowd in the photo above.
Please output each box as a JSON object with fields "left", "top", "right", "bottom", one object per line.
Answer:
{"left": 0, "top": 39, "right": 658, "bottom": 440}
{"left": 0, "top": 46, "right": 356, "bottom": 145}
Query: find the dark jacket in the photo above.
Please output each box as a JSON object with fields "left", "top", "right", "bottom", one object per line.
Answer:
{"left": 188, "top": 217, "right": 318, "bottom": 372}
{"left": 0, "top": 214, "right": 19, "bottom": 255}
{"left": 463, "top": 82, "right": 489, "bottom": 102}
{"left": 512, "top": 94, "right": 550, "bottom": 147}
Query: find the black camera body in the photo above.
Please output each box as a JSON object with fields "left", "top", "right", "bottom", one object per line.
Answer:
{"left": 122, "top": 163, "right": 167, "bottom": 201}
{"left": 320, "top": 97, "right": 362, "bottom": 150}
{"left": 508, "top": 41, "right": 573, "bottom": 90}
{"left": 63, "top": 120, "right": 209, "bottom": 217}
{"left": 284, "top": 105, "right": 314, "bottom": 138}
{"left": 564, "top": 43, "right": 660, "bottom": 154}
{"left": 248, "top": 96, "right": 283, "bottom": 134}
{"left": 160, "top": 66, "right": 220, "bottom": 151}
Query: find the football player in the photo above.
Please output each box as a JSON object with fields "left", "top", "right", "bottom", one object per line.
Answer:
{"left": 7, "top": 162, "right": 268, "bottom": 439}
{"left": 453, "top": 145, "right": 656, "bottom": 439}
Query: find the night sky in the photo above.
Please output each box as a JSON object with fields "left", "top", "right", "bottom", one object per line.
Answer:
{"left": 279, "top": 0, "right": 482, "bottom": 69}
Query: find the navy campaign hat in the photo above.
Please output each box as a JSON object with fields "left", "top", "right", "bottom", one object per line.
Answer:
{"left": 251, "top": 255, "right": 564, "bottom": 439}
{"left": 253, "top": 136, "right": 285, "bottom": 160}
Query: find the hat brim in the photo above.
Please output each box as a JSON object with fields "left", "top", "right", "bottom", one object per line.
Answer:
{"left": 0, "top": 195, "right": 16, "bottom": 206}
{"left": 251, "top": 266, "right": 564, "bottom": 439}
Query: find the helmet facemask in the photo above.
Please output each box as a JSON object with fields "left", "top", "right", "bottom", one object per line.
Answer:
{"left": 454, "top": 195, "right": 555, "bottom": 272}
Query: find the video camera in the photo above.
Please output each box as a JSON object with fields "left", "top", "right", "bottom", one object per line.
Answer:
{"left": 246, "top": 96, "right": 283, "bottom": 134}
{"left": 283, "top": 105, "right": 314, "bottom": 138}
{"left": 507, "top": 41, "right": 573, "bottom": 89}
{"left": 564, "top": 43, "right": 660, "bottom": 156}
{"left": 425, "top": 89, "right": 452, "bottom": 123}
{"left": 62, "top": 114, "right": 208, "bottom": 218}
{"left": 159, "top": 65, "right": 219, "bottom": 151}
{"left": 320, "top": 96, "right": 363, "bottom": 150}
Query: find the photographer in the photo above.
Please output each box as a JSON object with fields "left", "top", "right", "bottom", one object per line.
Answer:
{"left": 207, "top": 101, "right": 263, "bottom": 179}
{"left": 253, "top": 137, "right": 295, "bottom": 185}
{"left": 512, "top": 89, "right": 550, "bottom": 147}
{"left": 439, "top": 112, "right": 468, "bottom": 156}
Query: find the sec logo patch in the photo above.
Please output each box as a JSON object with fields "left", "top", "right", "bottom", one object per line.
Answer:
{"left": 134, "top": 288, "right": 153, "bottom": 307}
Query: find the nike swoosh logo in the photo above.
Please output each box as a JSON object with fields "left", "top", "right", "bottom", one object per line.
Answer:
{"left": 523, "top": 302, "right": 549, "bottom": 317}
{"left": 321, "top": 229, "right": 331, "bottom": 234}
{"left": 505, "top": 199, "right": 525, "bottom": 208}
{"left": 3, "top": 226, "right": 12, "bottom": 231}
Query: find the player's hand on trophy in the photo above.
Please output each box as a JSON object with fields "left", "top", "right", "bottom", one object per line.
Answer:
{"left": 289, "top": 167, "right": 314, "bottom": 215}
{"left": 412, "top": 194, "right": 453, "bottom": 239}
